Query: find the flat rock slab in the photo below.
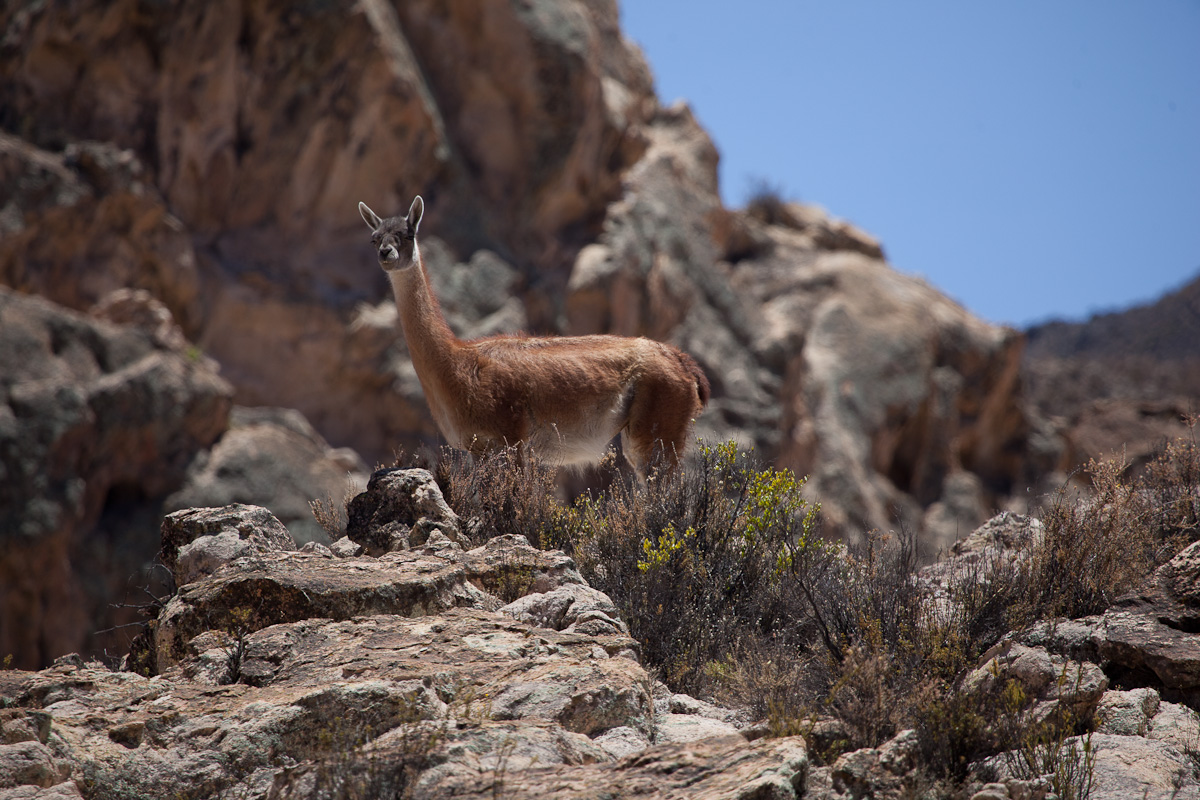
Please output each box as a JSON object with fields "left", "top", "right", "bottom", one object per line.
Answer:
{"left": 146, "top": 550, "right": 498, "bottom": 673}
{"left": 1069, "top": 734, "right": 1196, "bottom": 800}
{"left": 216, "top": 610, "right": 643, "bottom": 697}
{"left": 232, "top": 611, "right": 648, "bottom": 738}
{"left": 410, "top": 733, "right": 809, "bottom": 800}
{"left": 1099, "top": 610, "right": 1200, "bottom": 693}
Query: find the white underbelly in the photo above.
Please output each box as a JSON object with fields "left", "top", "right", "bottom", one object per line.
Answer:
{"left": 529, "top": 425, "right": 617, "bottom": 466}
{"left": 528, "top": 396, "right": 629, "bottom": 465}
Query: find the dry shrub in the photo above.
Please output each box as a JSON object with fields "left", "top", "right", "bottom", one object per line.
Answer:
{"left": 1140, "top": 415, "right": 1200, "bottom": 541}
{"left": 779, "top": 529, "right": 995, "bottom": 759}
{"left": 566, "top": 441, "right": 826, "bottom": 694}
{"left": 912, "top": 683, "right": 999, "bottom": 783}
{"left": 997, "top": 673, "right": 1097, "bottom": 800}
{"left": 1023, "top": 457, "right": 1157, "bottom": 620}
{"left": 745, "top": 178, "right": 792, "bottom": 226}
{"left": 706, "top": 644, "right": 813, "bottom": 729}
{"left": 1017, "top": 415, "right": 1199, "bottom": 622}
{"left": 310, "top": 495, "right": 344, "bottom": 540}
{"left": 310, "top": 477, "right": 368, "bottom": 541}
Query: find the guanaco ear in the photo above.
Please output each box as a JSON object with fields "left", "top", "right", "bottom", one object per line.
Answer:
{"left": 406, "top": 196, "right": 424, "bottom": 235}
{"left": 359, "top": 201, "right": 383, "bottom": 231}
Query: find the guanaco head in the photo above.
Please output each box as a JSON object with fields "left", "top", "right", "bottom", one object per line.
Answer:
{"left": 358, "top": 196, "right": 424, "bottom": 271}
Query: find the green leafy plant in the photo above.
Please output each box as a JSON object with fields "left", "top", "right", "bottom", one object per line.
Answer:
{"left": 566, "top": 440, "right": 828, "bottom": 693}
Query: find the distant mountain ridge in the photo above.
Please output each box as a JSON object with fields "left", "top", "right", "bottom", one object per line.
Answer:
{"left": 1025, "top": 271, "right": 1200, "bottom": 362}
{"left": 1021, "top": 270, "right": 1200, "bottom": 473}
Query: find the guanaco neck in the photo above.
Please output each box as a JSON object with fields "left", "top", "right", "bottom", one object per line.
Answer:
{"left": 387, "top": 243, "right": 465, "bottom": 391}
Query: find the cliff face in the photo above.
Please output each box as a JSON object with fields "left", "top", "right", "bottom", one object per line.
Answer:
{"left": 0, "top": 287, "right": 231, "bottom": 668}
{"left": 1, "top": 0, "right": 1066, "bottom": 668}
{"left": 1, "top": 0, "right": 657, "bottom": 458}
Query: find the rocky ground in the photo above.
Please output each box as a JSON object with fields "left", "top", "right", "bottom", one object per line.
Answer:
{"left": 3, "top": 475, "right": 1200, "bottom": 799}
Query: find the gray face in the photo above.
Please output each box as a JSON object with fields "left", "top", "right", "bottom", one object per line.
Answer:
{"left": 370, "top": 222, "right": 414, "bottom": 269}
{"left": 359, "top": 197, "right": 423, "bottom": 271}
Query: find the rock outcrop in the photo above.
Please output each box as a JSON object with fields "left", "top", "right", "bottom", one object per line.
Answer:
{"left": 0, "top": 288, "right": 373, "bottom": 670}
{"left": 0, "top": 287, "right": 231, "bottom": 669}
{"left": 1, "top": 483, "right": 808, "bottom": 799}
{"left": 1, "top": 0, "right": 1063, "bottom": 555}
{"left": 6, "top": 485, "right": 1200, "bottom": 798}
{"left": 718, "top": 205, "right": 1059, "bottom": 551}
{"left": 1019, "top": 539, "right": 1200, "bottom": 709}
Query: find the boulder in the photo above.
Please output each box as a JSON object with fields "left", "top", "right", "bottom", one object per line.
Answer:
{"left": 805, "top": 729, "right": 921, "bottom": 800}
{"left": 1021, "top": 540, "right": 1200, "bottom": 705}
{"left": 158, "top": 504, "right": 296, "bottom": 587}
{"left": 965, "top": 643, "right": 1108, "bottom": 724}
{"left": 0, "top": 741, "right": 67, "bottom": 790}
{"left": 346, "top": 468, "right": 467, "bottom": 555}
{"left": 501, "top": 584, "right": 628, "bottom": 637}
{"left": 165, "top": 406, "right": 370, "bottom": 546}
{"left": 982, "top": 734, "right": 1196, "bottom": 800}
{"left": 1098, "top": 539, "right": 1200, "bottom": 696}
{"left": 460, "top": 534, "right": 587, "bottom": 599}
{"left": 1096, "top": 688, "right": 1161, "bottom": 737}
{"left": 1085, "top": 734, "right": 1199, "bottom": 800}
{"left": 653, "top": 713, "right": 743, "bottom": 746}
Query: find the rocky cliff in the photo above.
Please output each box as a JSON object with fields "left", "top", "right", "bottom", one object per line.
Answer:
{"left": 0, "top": 0, "right": 1062, "bottom": 559}
{"left": 0, "top": 287, "right": 368, "bottom": 669}
{"left": 0, "top": 288, "right": 230, "bottom": 669}
{"left": 4, "top": 3, "right": 1198, "bottom": 796}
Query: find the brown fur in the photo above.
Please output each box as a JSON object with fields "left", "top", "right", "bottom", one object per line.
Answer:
{"left": 359, "top": 196, "right": 709, "bottom": 476}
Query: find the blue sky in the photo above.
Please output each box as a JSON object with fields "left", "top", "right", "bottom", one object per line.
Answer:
{"left": 620, "top": 1, "right": 1200, "bottom": 328}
